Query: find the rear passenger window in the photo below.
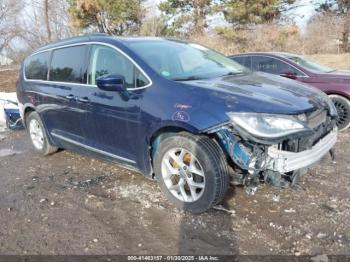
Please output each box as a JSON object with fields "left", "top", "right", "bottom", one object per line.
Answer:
{"left": 88, "top": 45, "right": 149, "bottom": 89}
{"left": 252, "top": 56, "right": 303, "bottom": 76}
{"left": 49, "top": 46, "right": 87, "bottom": 83}
{"left": 25, "top": 52, "right": 50, "bottom": 80}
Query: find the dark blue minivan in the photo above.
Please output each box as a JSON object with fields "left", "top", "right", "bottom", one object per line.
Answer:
{"left": 17, "top": 34, "right": 338, "bottom": 213}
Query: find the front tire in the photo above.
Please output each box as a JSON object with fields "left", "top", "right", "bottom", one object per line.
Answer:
{"left": 329, "top": 95, "right": 350, "bottom": 131}
{"left": 26, "top": 111, "right": 58, "bottom": 156}
{"left": 154, "top": 132, "right": 229, "bottom": 213}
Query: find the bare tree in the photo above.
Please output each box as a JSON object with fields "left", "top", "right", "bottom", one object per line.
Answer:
{"left": 0, "top": 0, "right": 23, "bottom": 52}
{"left": 44, "top": 0, "right": 52, "bottom": 41}
{"left": 304, "top": 13, "right": 344, "bottom": 54}
{"left": 343, "top": 3, "right": 350, "bottom": 51}
{"left": 19, "top": 0, "right": 75, "bottom": 49}
{"left": 317, "top": 0, "right": 350, "bottom": 52}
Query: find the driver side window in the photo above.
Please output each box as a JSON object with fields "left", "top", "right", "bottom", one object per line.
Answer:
{"left": 88, "top": 45, "right": 149, "bottom": 88}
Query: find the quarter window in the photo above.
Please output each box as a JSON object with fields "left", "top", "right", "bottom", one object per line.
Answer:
{"left": 252, "top": 56, "right": 304, "bottom": 76}
{"left": 49, "top": 45, "right": 87, "bottom": 83}
{"left": 25, "top": 52, "right": 50, "bottom": 80}
{"left": 88, "top": 45, "right": 149, "bottom": 89}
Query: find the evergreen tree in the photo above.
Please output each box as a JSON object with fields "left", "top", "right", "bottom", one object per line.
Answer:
{"left": 159, "top": 0, "right": 213, "bottom": 35}
{"left": 222, "top": 0, "right": 295, "bottom": 28}
{"left": 68, "top": 0, "right": 144, "bottom": 35}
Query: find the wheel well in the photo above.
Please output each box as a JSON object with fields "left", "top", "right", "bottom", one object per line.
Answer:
{"left": 149, "top": 127, "right": 192, "bottom": 168}
{"left": 23, "top": 107, "right": 35, "bottom": 125}
{"left": 327, "top": 93, "right": 350, "bottom": 101}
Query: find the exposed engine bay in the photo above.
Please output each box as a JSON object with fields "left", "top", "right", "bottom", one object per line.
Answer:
{"left": 211, "top": 108, "right": 338, "bottom": 194}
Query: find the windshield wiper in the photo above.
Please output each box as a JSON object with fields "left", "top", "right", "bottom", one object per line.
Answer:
{"left": 221, "top": 71, "right": 244, "bottom": 77}
{"left": 171, "top": 76, "right": 205, "bottom": 81}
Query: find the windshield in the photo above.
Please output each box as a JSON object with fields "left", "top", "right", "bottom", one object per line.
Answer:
{"left": 127, "top": 40, "right": 248, "bottom": 80}
{"left": 287, "top": 56, "right": 334, "bottom": 73}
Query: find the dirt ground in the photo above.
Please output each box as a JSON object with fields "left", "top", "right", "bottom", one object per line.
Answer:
{"left": 0, "top": 128, "right": 349, "bottom": 256}
{"left": 0, "top": 68, "right": 18, "bottom": 92}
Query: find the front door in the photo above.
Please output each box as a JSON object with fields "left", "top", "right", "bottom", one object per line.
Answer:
{"left": 84, "top": 44, "right": 150, "bottom": 163}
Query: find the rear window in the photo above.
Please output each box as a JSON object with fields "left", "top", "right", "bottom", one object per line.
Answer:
{"left": 49, "top": 45, "right": 87, "bottom": 83}
{"left": 25, "top": 52, "right": 50, "bottom": 80}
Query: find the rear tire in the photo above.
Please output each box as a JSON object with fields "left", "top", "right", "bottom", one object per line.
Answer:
{"left": 26, "top": 111, "right": 58, "bottom": 156}
{"left": 329, "top": 95, "right": 350, "bottom": 131}
{"left": 154, "top": 132, "right": 230, "bottom": 213}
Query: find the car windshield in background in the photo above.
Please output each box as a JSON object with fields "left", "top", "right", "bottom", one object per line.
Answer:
{"left": 128, "top": 40, "right": 248, "bottom": 81}
{"left": 287, "top": 56, "right": 334, "bottom": 73}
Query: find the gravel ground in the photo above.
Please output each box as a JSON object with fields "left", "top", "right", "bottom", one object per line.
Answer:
{"left": 0, "top": 129, "right": 349, "bottom": 256}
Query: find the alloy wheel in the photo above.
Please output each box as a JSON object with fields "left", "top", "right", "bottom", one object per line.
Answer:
{"left": 29, "top": 119, "right": 44, "bottom": 150}
{"left": 161, "top": 148, "right": 205, "bottom": 202}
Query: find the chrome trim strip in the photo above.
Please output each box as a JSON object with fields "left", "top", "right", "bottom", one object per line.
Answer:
{"left": 23, "top": 41, "right": 153, "bottom": 90}
{"left": 51, "top": 132, "right": 136, "bottom": 164}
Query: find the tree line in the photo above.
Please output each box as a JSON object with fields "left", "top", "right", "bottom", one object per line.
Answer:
{"left": 0, "top": 0, "right": 349, "bottom": 60}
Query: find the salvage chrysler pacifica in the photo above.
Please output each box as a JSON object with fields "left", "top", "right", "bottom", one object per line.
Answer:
{"left": 17, "top": 34, "right": 338, "bottom": 213}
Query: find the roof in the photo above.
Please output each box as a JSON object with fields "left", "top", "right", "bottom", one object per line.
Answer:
{"left": 230, "top": 52, "right": 300, "bottom": 58}
{"left": 34, "top": 34, "right": 172, "bottom": 53}
{"left": 35, "top": 33, "right": 113, "bottom": 52}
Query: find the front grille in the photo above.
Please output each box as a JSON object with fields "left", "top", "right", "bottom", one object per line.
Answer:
{"left": 278, "top": 110, "right": 334, "bottom": 153}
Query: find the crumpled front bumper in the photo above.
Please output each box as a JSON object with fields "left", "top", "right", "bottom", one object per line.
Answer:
{"left": 266, "top": 127, "right": 338, "bottom": 173}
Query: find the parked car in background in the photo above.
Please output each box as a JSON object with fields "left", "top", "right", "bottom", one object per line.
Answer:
{"left": 229, "top": 52, "right": 350, "bottom": 131}
{"left": 17, "top": 35, "right": 338, "bottom": 213}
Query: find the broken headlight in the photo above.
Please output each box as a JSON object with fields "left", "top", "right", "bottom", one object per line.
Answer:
{"left": 227, "top": 112, "right": 309, "bottom": 139}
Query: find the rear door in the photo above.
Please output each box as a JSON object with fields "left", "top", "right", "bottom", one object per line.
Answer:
{"left": 84, "top": 44, "right": 150, "bottom": 162}
{"left": 41, "top": 45, "right": 89, "bottom": 144}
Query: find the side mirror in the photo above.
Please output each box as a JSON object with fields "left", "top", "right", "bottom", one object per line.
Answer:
{"left": 280, "top": 70, "right": 297, "bottom": 80}
{"left": 96, "top": 74, "right": 127, "bottom": 92}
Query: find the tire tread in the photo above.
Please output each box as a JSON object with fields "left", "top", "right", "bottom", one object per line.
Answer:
{"left": 154, "top": 131, "right": 230, "bottom": 213}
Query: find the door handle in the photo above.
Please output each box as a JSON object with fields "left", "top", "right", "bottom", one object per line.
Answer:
{"left": 76, "top": 97, "right": 90, "bottom": 103}
{"left": 65, "top": 94, "right": 75, "bottom": 100}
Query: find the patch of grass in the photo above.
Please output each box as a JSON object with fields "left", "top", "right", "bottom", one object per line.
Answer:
{"left": 0, "top": 69, "right": 18, "bottom": 92}
{"left": 308, "top": 54, "right": 350, "bottom": 70}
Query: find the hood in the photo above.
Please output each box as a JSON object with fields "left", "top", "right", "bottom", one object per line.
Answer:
{"left": 186, "top": 72, "right": 330, "bottom": 115}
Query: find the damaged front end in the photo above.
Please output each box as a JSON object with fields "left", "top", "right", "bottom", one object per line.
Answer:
{"left": 208, "top": 108, "right": 338, "bottom": 193}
